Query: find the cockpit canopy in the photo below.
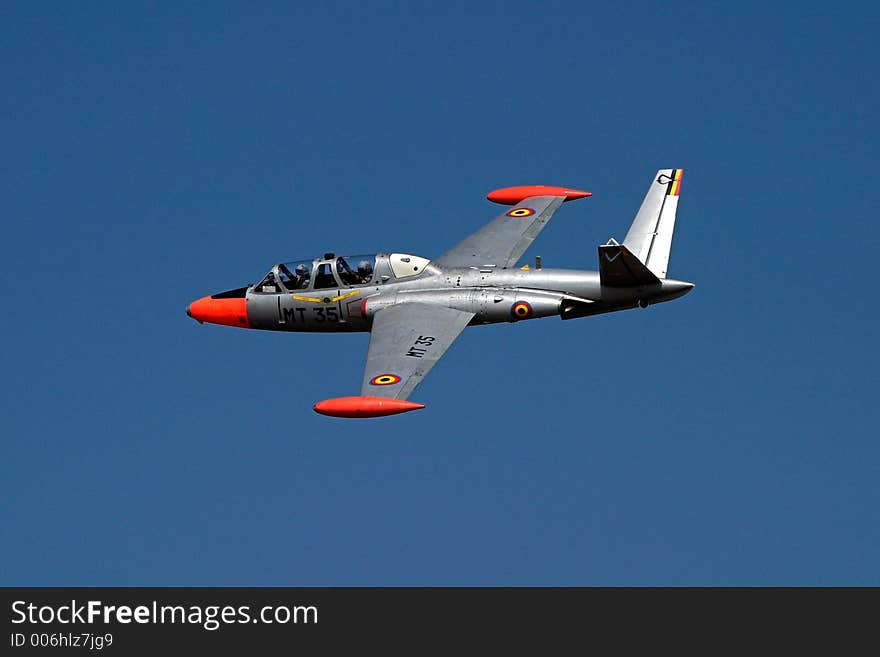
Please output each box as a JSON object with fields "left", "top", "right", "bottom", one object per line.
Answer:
{"left": 252, "top": 253, "right": 431, "bottom": 294}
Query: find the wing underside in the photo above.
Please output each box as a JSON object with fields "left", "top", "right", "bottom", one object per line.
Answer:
{"left": 360, "top": 303, "right": 474, "bottom": 400}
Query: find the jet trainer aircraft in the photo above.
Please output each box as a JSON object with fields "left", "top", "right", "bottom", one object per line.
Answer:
{"left": 187, "top": 169, "right": 694, "bottom": 418}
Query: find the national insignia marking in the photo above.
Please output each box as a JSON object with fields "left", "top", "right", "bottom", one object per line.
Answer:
{"left": 511, "top": 301, "right": 532, "bottom": 318}
{"left": 369, "top": 373, "right": 402, "bottom": 386}
{"left": 667, "top": 168, "right": 683, "bottom": 196}
{"left": 506, "top": 207, "right": 536, "bottom": 217}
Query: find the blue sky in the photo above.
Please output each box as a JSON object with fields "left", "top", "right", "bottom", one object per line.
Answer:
{"left": 2, "top": 2, "right": 878, "bottom": 585}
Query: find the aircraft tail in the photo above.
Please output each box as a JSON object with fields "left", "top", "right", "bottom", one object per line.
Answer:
{"left": 598, "top": 240, "right": 660, "bottom": 287}
{"left": 621, "top": 168, "right": 683, "bottom": 279}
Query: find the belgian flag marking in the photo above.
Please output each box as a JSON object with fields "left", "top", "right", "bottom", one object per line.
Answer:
{"left": 506, "top": 207, "right": 536, "bottom": 217}
{"left": 370, "top": 373, "right": 401, "bottom": 386}
{"left": 667, "top": 169, "right": 683, "bottom": 196}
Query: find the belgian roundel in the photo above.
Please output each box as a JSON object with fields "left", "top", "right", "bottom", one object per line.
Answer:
{"left": 505, "top": 207, "right": 535, "bottom": 218}
{"left": 369, "top": 373, "right": 401, "bottom": 386}
{"left": 511, "top": 301, "right": 532, "bottom": 319}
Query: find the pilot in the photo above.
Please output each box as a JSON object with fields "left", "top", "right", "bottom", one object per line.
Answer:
{"left": 294, "top": 263, "right": 310, "bottom": 289}
{"left": 357, "top": 260, "right": 374, "bottom": 283}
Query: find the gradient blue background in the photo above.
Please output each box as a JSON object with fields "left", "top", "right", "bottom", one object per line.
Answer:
{"left": 3, "top": 2, "right": 878, "bottom": 585}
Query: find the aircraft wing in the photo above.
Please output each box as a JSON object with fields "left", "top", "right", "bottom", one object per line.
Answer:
{"left": 360, "top": 302, "right": 474, "bottom": 400}
{"left": 433, "top": 195, "right": 565, "bottom": 269}
{"left": 312, "top": 302, "right": 474, "bottom": 417}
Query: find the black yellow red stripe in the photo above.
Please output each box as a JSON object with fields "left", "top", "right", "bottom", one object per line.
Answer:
{"left": 668, "top": 169, "right": 683, "bottom": 196}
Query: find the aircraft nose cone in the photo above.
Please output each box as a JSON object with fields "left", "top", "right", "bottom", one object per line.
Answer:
{"left": 186, "top": 296, "right": 249, "bottom": 328}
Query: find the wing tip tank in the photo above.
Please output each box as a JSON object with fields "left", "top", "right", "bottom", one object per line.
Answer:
{"left": 313, "top": 396, "right": 426, "bottom": 418}
{"left": 486, "top": 185, "right": 592, "bottom": 205}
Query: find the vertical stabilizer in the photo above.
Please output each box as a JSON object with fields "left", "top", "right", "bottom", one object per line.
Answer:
{"left": 622, "top": 169, "right": 683, "bottom": 278}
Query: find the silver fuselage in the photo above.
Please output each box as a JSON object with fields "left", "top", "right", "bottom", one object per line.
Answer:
{"left": 244, "top": 256, "right": 693, "bottom": 333}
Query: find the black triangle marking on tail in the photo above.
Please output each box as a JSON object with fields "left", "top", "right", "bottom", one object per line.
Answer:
{"left": 598, "top": 244, "right": 660, "bottom": 287}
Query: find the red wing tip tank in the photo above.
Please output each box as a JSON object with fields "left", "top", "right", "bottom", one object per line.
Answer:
{"left": 486, "top": 185, "right": 592, "bottom": 204}
{"left": 313, "top": 396, "right": 426, "bottom": 418}
{"left": 187, "top": 168, "right": 693, "bottom": 417}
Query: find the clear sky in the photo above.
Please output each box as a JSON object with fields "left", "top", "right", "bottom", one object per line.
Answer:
{"left": 2, "top": 2, "right": 878, "bottom": 585}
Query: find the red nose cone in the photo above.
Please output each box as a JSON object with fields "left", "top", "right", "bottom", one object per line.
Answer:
{"left": 187, "top": 296, "right": 250, "bottom": 328}
{"left": 486, "top": 185, "right": 592, "bottom": 205}
{"left": 313, "top": 396, "right": 425, "bottom": 418}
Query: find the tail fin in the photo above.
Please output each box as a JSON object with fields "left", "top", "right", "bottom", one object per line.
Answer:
{"left": 622, "top": 169, "right": 683, "bottom": 279}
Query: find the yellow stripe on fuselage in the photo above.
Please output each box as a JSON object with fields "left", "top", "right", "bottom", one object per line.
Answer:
{"left": 332, "top": 290, "right": 361, "bottom": 302}
{"left": 292, "top": 289, "right": 361, "bottom": 303}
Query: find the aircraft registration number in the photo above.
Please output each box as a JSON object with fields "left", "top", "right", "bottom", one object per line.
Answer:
{"left": 406, "top": 335, "right": 436, "bottom": 358}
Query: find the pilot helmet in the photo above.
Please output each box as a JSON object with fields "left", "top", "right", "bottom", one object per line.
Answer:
{"left": 295, "top": 264, "right": 309, "bottom": 275}
{"left": 357, "top": 260, "right": 373, "bottom": 276}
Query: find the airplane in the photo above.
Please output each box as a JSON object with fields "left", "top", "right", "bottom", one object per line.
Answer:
{"left": 187, "top": 169, "right": 694, "bottom": 418}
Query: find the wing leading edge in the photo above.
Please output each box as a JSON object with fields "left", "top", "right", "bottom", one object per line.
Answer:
{"left": 433, "top": 185, "right": 590, "bottom": 269}
{"left": 433, "top": 195, "right": 564, "bottom": 269}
